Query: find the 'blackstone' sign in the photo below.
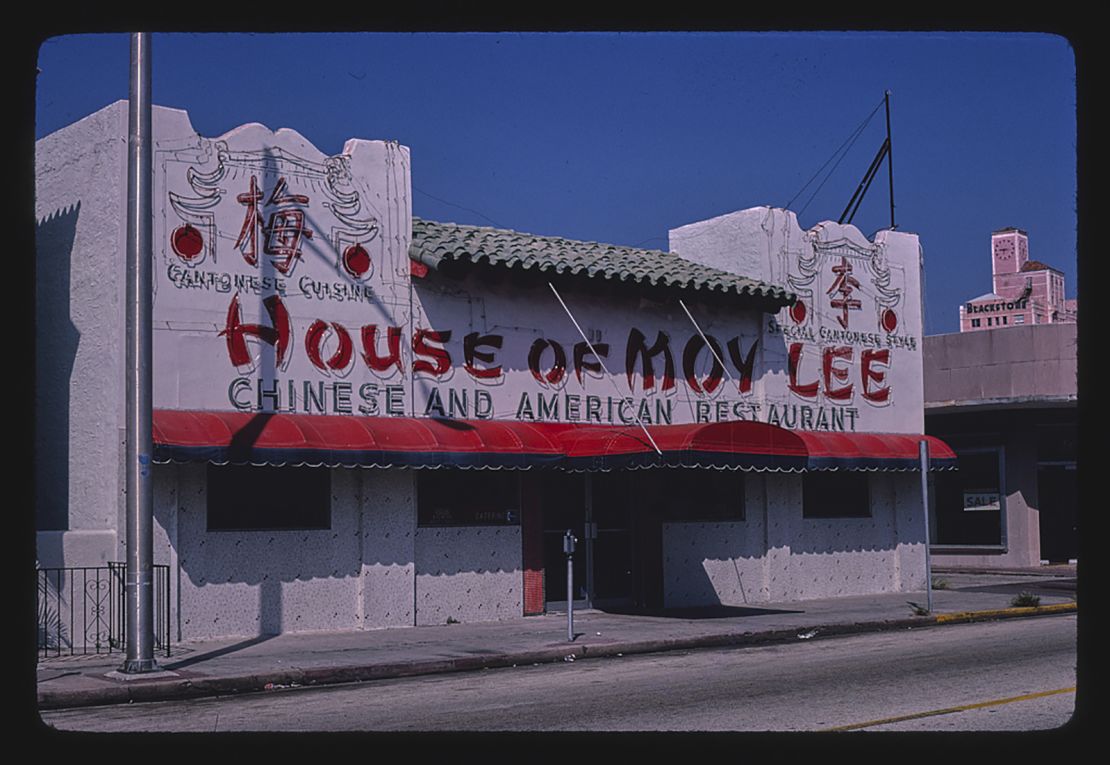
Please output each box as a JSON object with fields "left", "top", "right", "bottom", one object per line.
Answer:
{"left": 152, "top": 113, "right": 924, "bottom": 434}
{"left": 965, "top": 298, "right": 1029, "bottom": 314}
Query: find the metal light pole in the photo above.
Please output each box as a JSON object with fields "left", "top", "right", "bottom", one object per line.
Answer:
{"left": 122, "top": 32, "right": 157, "bottom": 673}
{"left": 919, "top": 439, "right": 933, "bottom": 615}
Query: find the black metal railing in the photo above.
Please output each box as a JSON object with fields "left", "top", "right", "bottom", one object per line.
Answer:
{"left": 36, "top": 564, "right": 171, "bottom": 659}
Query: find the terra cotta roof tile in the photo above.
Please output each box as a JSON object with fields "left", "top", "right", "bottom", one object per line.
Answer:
{"left": 409, "top": 218, "right": 795, "bottom": 307}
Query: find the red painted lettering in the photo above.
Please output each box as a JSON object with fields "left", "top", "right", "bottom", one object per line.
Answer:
{"left": 861, "top": 348, "right": 891, "bottom": 403}
{"left": 305, "top": 319, "right": 353, "bottom": 373}
{"left": 726, "top": 336, "right": 759, "bottom": 394}
{"left": 574, "top": 341, "right": 609, "bottom": 384}
{"left": 682, "top": 334, "right": 724, "bottom": 395}
{"left": 360, "top": 325, "right": 404, "bottom": 375}
{"left": 626, "top": 329, "right": 675, "bottom": 392}
{"left": 412, "top": 329, "right": 452, "bottom": 377}
{"left": 464, "top": 332, "right": 504, "bottom": 380}
{"left": 219, "top": 292, "right": 291, "bottom": 371}
{"left": 822, "top": 345, "right": 854, "bottom": 401}
{"left": 787, "top": 342, "right": 819, "bottom": 399}
{"left": 528, "top": 339, "right": 566, "bottom": 386}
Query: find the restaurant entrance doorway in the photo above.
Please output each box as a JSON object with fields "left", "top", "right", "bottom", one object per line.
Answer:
{"left": 541, "top": 473, "right": 639, "bottom": 611}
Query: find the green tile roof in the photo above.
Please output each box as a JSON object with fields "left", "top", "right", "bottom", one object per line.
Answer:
{"left": 409, "top": 218, "right": 795, "bottom": 307}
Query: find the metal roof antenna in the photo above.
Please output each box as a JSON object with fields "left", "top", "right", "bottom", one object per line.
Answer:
{"left": 839, "top": 90, "right": 896, "bottom": 230}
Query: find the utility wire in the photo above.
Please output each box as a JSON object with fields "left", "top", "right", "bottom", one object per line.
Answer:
{"left": 413, "top": 186, "right": 507, "bottom": 229}
{"left": 786, "top": 97, "right": 886, "bottom": 213}
{"left": 797, "top": 120, "right": 875, "bottom": 219}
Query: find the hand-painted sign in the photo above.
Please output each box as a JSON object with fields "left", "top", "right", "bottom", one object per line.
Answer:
{"left": 669, "top": 208, "right": 925, "bottom": 435}
{"left": 152, "top": 116, "right": 924, "bottom": 434}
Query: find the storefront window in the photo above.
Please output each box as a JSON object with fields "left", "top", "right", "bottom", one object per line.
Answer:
{"left": 803, "top": 472, "right": 871, "bottom": 518}
{"left": 932, "top": 449, "right": 1003, "bottom": 546}
{"left": 658, "top": 469, "right": 745, "bottom": 522}
{"left": 417, "top": 471, "right": 521, "bottom": 526}
{"left": 207, "top": 464, "right": 330, "bottom": 531}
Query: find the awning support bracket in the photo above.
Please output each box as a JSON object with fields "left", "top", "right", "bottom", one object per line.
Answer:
{"left": 548, "top": 282, "right": 662, "bottom": 455}
{"left": 678, "top": 298, "right": 738, "bottom": 389}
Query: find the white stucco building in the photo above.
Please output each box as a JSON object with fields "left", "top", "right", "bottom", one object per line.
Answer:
{"left": 36, "top": 102, "right": 954, "bottom": 644}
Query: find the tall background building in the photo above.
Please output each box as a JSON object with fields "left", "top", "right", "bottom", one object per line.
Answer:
{"left": 958, "top": 228, "right": 1077, "bottom": 332}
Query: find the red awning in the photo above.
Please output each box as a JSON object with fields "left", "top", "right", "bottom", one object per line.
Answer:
{"left": 550, "top": 421, "right": 808, "bottom": 470}
{"left": 153, "top": 410, "right": 956, "bottom": 472}
{"left": 793, "top": 430, "right": 956, "bottom": 471}
{"left": 547, "top": 421, "right": 954, "bottom": 471}
{"left": 152, "top": 410, "right": 564, "bottom": 469}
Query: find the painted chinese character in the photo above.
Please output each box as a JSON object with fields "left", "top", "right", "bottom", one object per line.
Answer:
{"left": 262, "top": 176, "right": 312, "bottom": 274}
{"left": 234, "top": 175, "right": 265, "bottom": 267}
{"left": 234, "top": 175, "right": 314, "bottom": 275}
{"left": 826, "top": 256, "right": 862, "bottom": 329}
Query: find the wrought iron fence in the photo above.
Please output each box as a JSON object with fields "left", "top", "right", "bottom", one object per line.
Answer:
{"left": 36, "top": 564, "right": 171, "bottom": 659}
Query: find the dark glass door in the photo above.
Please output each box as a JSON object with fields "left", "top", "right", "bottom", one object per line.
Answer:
{"left": 1037, "top": 465, "right": 1077, "bottom": 563}
{"left": 541, "top": 472, "right": 638, "bottom": 609}
{"left": 591, "top": 473, "right": 635, "bottom": 606}
{"left": 541, "top": 473, "right": 587, "bottom": 607}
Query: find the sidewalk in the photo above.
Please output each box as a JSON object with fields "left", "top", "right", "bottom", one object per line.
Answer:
{"left": 35, "top": 566, "right": 1076, "bottom": 711}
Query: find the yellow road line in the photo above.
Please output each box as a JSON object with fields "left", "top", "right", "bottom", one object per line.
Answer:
{"left": 824, "top": 686, "right": 1076, "bottom": 732}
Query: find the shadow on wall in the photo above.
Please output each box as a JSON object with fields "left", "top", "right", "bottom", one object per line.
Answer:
{"left": 787, "top": 508, "right": 927, "bottom": 555}
{"left": 411, "top": 267, "right": 788, "bottom": 424}
{"left": 174, "top": 148, "right": 349, "bottom": 636}
{"left": 36, "top": 203, "right": 81, "bottom": 542}
{"left": 164, "top": 500, "right": 366, "bottom": 637}
{"left": 662, "top": 556, "right": 735, "bottom": 612}
{"left": 162, "top": 462, "right": 379, "bottom": 638}
{"left": 162, "top": 475, "right": 367, "bottom": 583}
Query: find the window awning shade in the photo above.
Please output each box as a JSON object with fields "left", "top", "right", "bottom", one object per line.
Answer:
{"left": 153, "top": 410, "right": 957, "bottom": 472}
{"left": 151, "top": 410, "right": 565, "bottom": 469}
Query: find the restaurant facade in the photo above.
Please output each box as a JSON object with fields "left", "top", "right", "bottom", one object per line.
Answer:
{"left": 35, "top": 102, "right": 954, "bottom": 642}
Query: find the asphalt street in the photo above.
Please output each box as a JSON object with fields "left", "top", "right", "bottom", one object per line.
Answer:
{"left": 41, "top": 613, "right": 1077, "bottom": 733}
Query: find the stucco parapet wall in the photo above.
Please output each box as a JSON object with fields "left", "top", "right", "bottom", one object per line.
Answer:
{"left": 925, "top": 395, "right": 1077, "bottom": 414}
{"left": 409, "top": 218, "right": 795, "bottom": 308}
{"left": 923, "top": 324, "right": 1077, "bottom": 404}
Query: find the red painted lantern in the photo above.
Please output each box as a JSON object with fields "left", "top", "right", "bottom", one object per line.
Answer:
{"left": 171, "top": 224, "right": 204, "bottom": 262}
{"left": 881, "top": 308, "right": 898, "bottom": 333}
{"left": 342, "top": 243, "right": 371, "bottom": 278}
{"left": 789, "top": 299, "right": 807, "bottom": 324}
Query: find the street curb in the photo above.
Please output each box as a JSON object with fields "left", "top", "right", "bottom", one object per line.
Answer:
{"left": 934, "top": 602, "right": 1076, "bottom": 624}
{"left": 931, "top": 566, "right": 1076, "bottom": 577}
{"left": 36, "top": 603, "right": 1077, "bottom": 712}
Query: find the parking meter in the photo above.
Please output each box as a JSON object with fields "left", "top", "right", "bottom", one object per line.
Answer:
{"left": 564, "top": 530, "right": 577, "bottom": 642}
{"left": 563, "top": 530, "right": 577, "bottom": 556}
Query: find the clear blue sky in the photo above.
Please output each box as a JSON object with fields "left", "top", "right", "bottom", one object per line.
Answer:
{"left": 35, "top": 32, "right": 1076, "bottom": 335}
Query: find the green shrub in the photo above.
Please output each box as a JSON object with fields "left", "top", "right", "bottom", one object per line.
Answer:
{"left": 1010, "top": 592, "right": 1041, "bottom": 608}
